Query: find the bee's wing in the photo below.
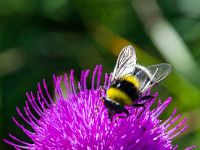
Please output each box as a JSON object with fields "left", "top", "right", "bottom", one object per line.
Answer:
{"left": 111, "top": 45, "right": 137, "bottom": 82}
{"left": 135, "top": 63, "right": 172, "bottom": 93}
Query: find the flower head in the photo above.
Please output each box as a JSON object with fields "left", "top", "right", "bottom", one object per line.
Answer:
{"left": 4, "top": 65, "right": 196, "bottom": 150}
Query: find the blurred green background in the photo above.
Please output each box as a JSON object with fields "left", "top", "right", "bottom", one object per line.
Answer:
{"left": 1, "top": 0, "right": 200, "bottom": 149}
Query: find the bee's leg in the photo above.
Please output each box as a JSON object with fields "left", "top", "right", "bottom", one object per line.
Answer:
{"left": 99, "top": 96, "right": 106, "bottom": 107}
{"left": 92, "top": 85, "right": 106, "bottom": 114}
{"left": 134, "top": 103, "right": 145, "bottom": 118}
{"left": 99, "top": 86, "right": 107, "bottom": 106}
{"left": 133, "top": 103, "right": 146, "bottom": 130}
{"left": 134, "top": 95, "right": 154, "bottom": 119}
{"left": 100, "top": 86, "right": 107, "bottom": 92}
{"left": 91, "top": 97, "right": 106, "bottom": 116}
{"left": 114, "top": 108, "right": 129, "bottom": 123}
{"left": 139, "top": 95, "right": 155, "bottom": 101}
{"left": 99, "top": 86, "right": 107, "bottom": 97}
{"left": 91, "top": 105, "right": 99, "bottom": 116}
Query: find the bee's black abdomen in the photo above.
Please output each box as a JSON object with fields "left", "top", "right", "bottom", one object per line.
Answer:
{"left": 110, "top": 80, "right": 139, "bottom": 102}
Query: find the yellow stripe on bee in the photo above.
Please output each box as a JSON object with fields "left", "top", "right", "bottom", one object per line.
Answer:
{"left": 107, "top": 87, "right": 133, "bottom": 106}
{"left": 122, "top": 76, "right": 139, "bottom": 88}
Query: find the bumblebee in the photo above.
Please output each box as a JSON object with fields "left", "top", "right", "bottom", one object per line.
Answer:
{"left": 99, "top": 45, "right": 172, "bottom": 122}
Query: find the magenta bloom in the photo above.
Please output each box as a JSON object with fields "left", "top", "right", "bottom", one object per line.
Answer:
{"left": 4, "top": 65, "right": 196, "bottom": 150}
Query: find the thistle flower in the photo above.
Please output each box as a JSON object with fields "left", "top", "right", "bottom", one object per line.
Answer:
{"left": 4, "top": 65, "right": 196, "bottom": 150}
